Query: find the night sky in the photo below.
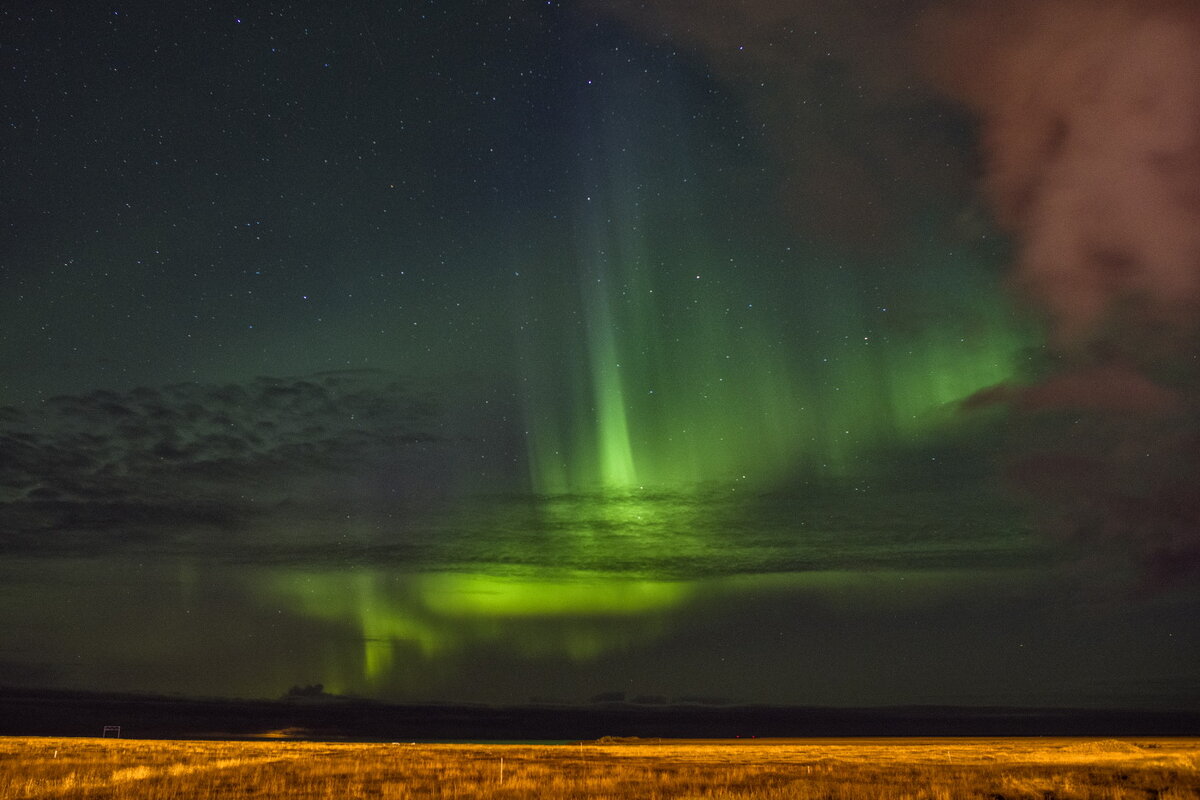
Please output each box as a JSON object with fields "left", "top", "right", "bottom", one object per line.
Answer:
{"left": 2, "top": 0, "right": 1198, "bottom": 710}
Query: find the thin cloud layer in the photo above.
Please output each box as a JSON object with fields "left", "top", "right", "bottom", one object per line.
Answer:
{"left": 0, "top": 371, "right": 441, "bottom": 553}
{"left": 0, "top": 370, "right": 1031, "bottom": 576}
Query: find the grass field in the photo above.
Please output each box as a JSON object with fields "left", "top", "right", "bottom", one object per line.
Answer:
{"left": 2, "top": 735, "right": 1197, "bottom": 799}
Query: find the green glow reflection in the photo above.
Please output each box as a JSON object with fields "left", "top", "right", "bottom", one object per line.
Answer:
{"left": 271, "top": 569, "right": 693, "bottom": 686}
{"left": 420, "top": 572, "right": 687, "bottom": 617}
{"left": 265, "top": 565, "right": 1025, "bottom": 696}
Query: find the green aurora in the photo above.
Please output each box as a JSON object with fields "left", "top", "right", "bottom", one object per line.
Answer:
{"left": 519, "top": 231, "right": 1030, "bottom": 493}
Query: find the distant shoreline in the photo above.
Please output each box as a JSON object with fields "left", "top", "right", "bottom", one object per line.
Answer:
{"left": 2, "top": 686, "right": 1196, "bottom": 741}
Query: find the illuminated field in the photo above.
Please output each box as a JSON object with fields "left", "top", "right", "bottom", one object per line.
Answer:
{"left": 3, "top": 736, "right": 1197, "bottom": 799}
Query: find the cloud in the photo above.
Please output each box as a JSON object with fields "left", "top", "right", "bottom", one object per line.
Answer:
{"left": 0, "top": 371, "right": 443, "bottom": 554}
{"left": 921, "top": 0, "right": 1200, "bottom": 346}
{"left": 1017, "top": 363, "right": 1183, "bottom": 415}
{"left": 965, "top": 362, "right": 1183, "bottom": 416}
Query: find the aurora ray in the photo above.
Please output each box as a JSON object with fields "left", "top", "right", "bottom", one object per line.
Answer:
{"left": 516, "top": 50, "right": 1035, "bottom": 498}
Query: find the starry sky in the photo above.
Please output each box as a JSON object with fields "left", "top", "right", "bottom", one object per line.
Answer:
{"left": 1, "top": 0, "right": 1198, "bottom": 710}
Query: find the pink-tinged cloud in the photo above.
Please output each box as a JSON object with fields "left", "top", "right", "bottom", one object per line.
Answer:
{"left": 923, "top": 0, "right": 1200, "bottom": 346}
{"left": 1019, "top": 362, "right": 1183, "bottom": 414}
{"left": 962, "top": 362, "right": 1182, "bottom": 415}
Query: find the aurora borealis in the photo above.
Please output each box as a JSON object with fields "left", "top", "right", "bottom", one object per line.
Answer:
{"left": 1, "top": 0, "right": 1198, "bottom": 713}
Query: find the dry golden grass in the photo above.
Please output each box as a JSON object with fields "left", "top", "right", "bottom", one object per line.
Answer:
{"left": 1, "top": 735, "right": 1197, "bottom": 799}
